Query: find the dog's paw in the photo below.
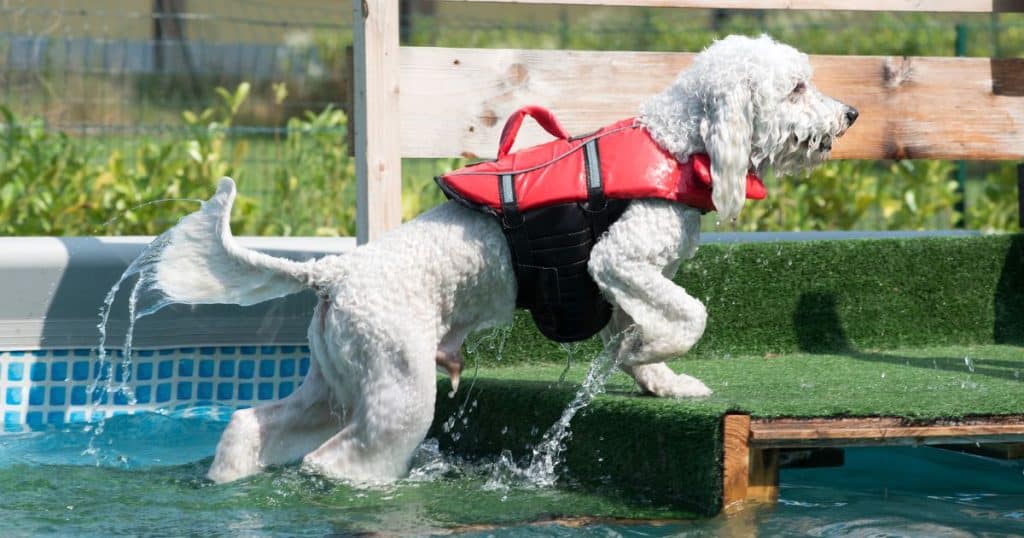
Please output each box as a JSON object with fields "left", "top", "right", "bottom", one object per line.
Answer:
{"left": 654, "top": 374, "right": 713, "bottom": 399}
{"left": 628, "top": 363, "right": 712, "bottom": 399}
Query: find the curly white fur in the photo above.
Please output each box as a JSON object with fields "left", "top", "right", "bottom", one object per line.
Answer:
{"left": 152, "top": 35, "right": 855, "bottom": 484}
{"left": 641, "top": 34, "right": 854, "bottom": 223}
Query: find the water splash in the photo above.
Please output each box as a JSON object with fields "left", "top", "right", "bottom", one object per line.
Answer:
{"left": 96, "top": 198, "right": 203, "bottom": 232}
{"left": 85, "top": 234, "right": 177, "bottom": 460}
{"left": 557, "top": 342, "right": 581, "bottom": 383}
{"left": 523, "top": 336, "right": 623, "bottom": 487}
{"left": 439, "top": 326, "right": 514, "bottom": 446}
{"left": 486, "top": 329, "right": 631, "bottom": 489}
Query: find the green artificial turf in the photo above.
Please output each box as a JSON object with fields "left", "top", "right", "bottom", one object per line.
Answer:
{"left": 430, "top": 344, "right": 1024, "bottom": 516}
{"left": 461, "top": 234, "right": 1024, "bottom": 365}
{"left": 450, "top": 344, "right": 1024, "bottom": 420}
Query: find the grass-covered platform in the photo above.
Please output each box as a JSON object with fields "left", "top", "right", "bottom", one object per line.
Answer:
{"left": 428, "top": 234, "right": 1024, "bottom": 517}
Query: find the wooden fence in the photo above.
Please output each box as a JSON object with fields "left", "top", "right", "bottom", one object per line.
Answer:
{"left": 352, "top": 0, "right": 1024, "bottom": 242}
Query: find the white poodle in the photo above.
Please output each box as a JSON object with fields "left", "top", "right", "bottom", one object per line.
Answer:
{"left": 147, "top": 35, "right": 856, "bottom": 483}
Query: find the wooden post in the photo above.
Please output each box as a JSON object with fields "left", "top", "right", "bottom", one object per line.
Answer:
{"left": 722, "top": 414, "right": 752, "bottom": 509}
{"left": 723, "top": 414, "right": 781, "bottom": 510}
{"left": 353, "top": 0, "right": 403, "bottom": 244}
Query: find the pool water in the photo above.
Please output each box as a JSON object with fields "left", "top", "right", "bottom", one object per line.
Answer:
{"left": 0, "top": 411, "right": 1021, "bottom": 536}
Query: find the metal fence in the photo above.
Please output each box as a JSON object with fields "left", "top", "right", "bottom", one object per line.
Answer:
{"left": 1, "top": 1, "right": 348, "bottom": 139}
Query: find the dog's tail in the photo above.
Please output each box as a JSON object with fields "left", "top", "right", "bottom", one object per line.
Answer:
{"left": 152, "top": 177, "right": 319, "bottom": 306}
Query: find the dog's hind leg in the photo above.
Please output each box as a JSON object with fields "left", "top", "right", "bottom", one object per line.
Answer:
{"left": 207, "top": 361, "right": 344, "bottom": 483}
{"left": 300, "top": 339, "right": 438, "bottom": 482}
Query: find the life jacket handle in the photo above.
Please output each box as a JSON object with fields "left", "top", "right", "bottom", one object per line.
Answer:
{"left": 497, "top": 106, "right": 571, "bottom": 159}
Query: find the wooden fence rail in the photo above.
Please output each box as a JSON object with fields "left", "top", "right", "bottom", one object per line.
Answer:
{"left": 400, "top": 48, "right": 1024, "bottom": 161}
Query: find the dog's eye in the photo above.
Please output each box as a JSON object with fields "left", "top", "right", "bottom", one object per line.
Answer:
{"left": 792, "top": 81, "right": 807, "bottom": 95}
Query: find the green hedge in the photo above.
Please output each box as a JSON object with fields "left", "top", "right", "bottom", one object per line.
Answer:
{"left": 464, "top": 234, "right": 1024, "bottom": 365}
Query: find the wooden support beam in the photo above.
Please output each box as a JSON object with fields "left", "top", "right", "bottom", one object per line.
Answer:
{"left": 750, "top": 417, "right": 1024, "bottom": 448}
{"left": 722, "top": 414, "right": 780, "bottom": 510}
{"left": 353, "top": 0, "right": 403, "bottom": 244}
{"left": 724, "top": 415, "right": 1024, "bottom": 511}
{"left": 454, "top": 0, "right": 1024, "bottom": 12}
{"left": 722, "top": 414, "right": 751, "bottom": 509}
{"left": 400, "top": 48, "right": 1024, "bottom": 161}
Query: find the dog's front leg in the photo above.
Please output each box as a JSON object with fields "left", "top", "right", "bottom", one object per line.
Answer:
{"left": 589, "top": 201, "right": 712, "bottom": 398}
{"left": 603, "top": 307, "right": 712, "bottom": 398}
{"left": 590, "top": 201, "right": 707, "bottom": 366}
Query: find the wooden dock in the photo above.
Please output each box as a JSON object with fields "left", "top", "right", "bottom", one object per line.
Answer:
{"left": 722, "top": 414, "right": 1024, "bottom": 509}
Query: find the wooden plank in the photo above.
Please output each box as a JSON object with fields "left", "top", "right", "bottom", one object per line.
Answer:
{"left": 353, "top": 0, "right": 403, "bottom": 244}
{"left": 454, "top": 0, "right": 1024, "bottom": 12}
{"left": 400, "top": 47, "right": 1024, "bottom": 161}
{"left": 750, "top": 417, "right": 1024, "bottom": 448}
{"left": 722, "top": 414, "right": 751, "bottom": 509}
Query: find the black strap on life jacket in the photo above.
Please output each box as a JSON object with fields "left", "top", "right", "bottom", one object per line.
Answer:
{"left": 498, "top": 141, "right": 628, "bottom": 342}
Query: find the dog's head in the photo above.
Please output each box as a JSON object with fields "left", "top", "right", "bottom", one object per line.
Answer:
{"left": 641, "top": 35, "right": 857, "bottom": 222}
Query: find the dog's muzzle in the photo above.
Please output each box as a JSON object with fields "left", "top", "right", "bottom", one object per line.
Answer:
{"left": 845, "top": 106, "right": 859, "bottom": 127}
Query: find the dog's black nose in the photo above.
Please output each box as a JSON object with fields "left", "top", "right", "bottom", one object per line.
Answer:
{"left": 845, "top": 107, "right": 859, "bottom": 126}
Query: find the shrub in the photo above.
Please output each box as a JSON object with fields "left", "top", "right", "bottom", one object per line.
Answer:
{"left": 735, "top": 160, "right": 962, "bottom": 232}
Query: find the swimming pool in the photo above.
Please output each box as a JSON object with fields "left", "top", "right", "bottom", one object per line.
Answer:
{"left": 1, "top": 414, "right": 1021, "bottom": 536}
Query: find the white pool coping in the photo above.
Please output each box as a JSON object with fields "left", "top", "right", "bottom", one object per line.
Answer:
{"left": 0, "top": 236, "right": 355, "bottom": 350}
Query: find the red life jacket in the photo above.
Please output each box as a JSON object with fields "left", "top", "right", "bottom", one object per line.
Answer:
{"left": 435, "top": 106, "right": 766, "bottom": 343}
{"left": 437, "top": 105, "right": 766, "bottom": 216}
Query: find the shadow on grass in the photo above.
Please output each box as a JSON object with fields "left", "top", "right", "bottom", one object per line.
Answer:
{"left": 795, "top": 291, "right": 1024, "bottom": 383}
{"left": 995, "top": 234, "right": 1024, "bottom": 345}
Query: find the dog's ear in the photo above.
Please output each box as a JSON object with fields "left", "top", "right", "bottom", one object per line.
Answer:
{"left": 700, "top": 84, "right": 753, "bottom": 224}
